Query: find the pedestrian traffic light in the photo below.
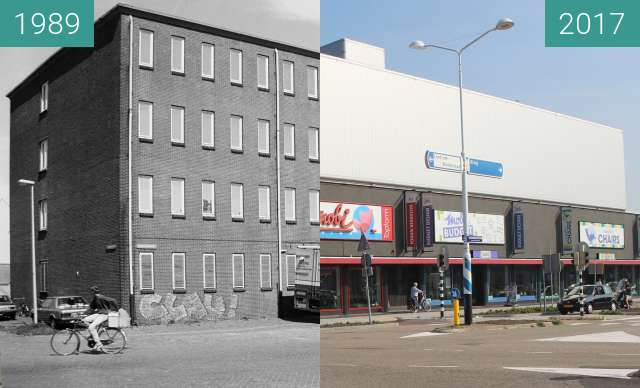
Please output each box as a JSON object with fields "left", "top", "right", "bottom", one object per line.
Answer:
{"left": 438, "top": 246, "right": 449, "bottom": 271}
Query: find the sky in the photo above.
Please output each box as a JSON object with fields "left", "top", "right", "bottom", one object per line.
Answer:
{"left": 0, "top": 0, "right": 319, "bottom": 264}
{"left": 321, "top": 0, "right": 639, "bottom": 214}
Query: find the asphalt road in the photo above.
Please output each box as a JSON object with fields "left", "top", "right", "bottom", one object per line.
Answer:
{"left": 321, "top": 314, "right": 640, "bottom": 388}
{"left": 0, "top": 318, "right": 319, "bottom": 388}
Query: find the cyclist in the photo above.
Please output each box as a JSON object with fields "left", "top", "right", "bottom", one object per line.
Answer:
{"left": 409, "top": 282, "right": 423, "bottom": 313}
{"left": 82, "top": 286, "right": 119, "bottom": 353}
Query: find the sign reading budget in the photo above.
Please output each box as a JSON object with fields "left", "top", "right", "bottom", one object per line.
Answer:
{"left": 434, "top": 210, "right": 505, "bottom": 244}
{"left": 320, "top": 202, "right": 394, "bottom": 241}
{"left": 579, "top": 222, "right": 625, "bottom": 249}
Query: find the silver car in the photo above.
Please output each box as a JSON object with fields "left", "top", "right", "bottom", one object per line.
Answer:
{"left": 36, "top": 296, "right": 89, "bottom": 328}
{"left": 0, "top": 295, "right": 17, "bottom": 320}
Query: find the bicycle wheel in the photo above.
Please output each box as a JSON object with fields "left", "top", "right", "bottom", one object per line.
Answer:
{"left": 50, "top": 329, "right": 80, "bottom": 356}
{"left": 98, "top": 327, "right": 126, "bottom": 354}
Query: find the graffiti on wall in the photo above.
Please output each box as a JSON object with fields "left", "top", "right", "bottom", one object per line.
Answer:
{"left": 139, "top": 292, "right": 239, "bottom": 323}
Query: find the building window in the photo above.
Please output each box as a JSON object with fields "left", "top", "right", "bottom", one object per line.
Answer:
{"left": 40, "top": 82, "right": 48, "bottom": 113}
{"left": 309, "top": 190, "right": 320, "bottom": 224}
{"left": 171, "top": 36, "right": 185, "bottom": 74}
{"left": 201, "top": 111, "right": 215, "bottom": 148}
{"left": 260, "top": 254, "right": 272, "bottom": 289}
{"left": 139, "top": 252, "right": 154, "bottom": 291}
{"left": 172, "top": 253, "right": 186, "bottom": 290}
{"left": 230, "top": 115, "right": 243, "bottom": 152}
{"left": 307, "top": 66, "right": 318, "bottom": 99}
{"left": 284, "top": 123, "right": 295, "bottom": 159}
{"left": 138, "top": 101, "right": 153, "bottom": 140}
{"left": 258, "top": 119, "right": 269, "bottom": 155}
{"left": 285, "top": 188, "right": 296, "bottom": 223}
{"left": 138, "top": 175, "right": 153, "bottom": 215}
{"left": 283, "top": 61, "right": 294, "bottom": 94}
{"left": 258, "top": 186, "right": 270, "bottom": 222}
{"left": 171, "top": 178, "right": 185, "bottom": 217}
{"left": 231, "top": 183, "right": 243, "bottom": 221}
{"left": 171, "top": 106, "right": 185, "bottom": 145}
{"left": 202, "top": 181, "right": 215, "bottom": 218}
{"left": 39, "top": 260, "right": 48, "bottom": 292}
{"left": 39, "top": 139, "right": 48, "bottom": 172}
{"left": 308, "top": 127, "right": 319, "bottom": 161}
{"left": 203, "top": 254, "right": 216, "bottom": 289}
{"left": 38, "top": 199, "right": 47, "bottom": 231}
{"left": 201, "top": 43, "right": 215, "bottom": 79}
{"left": 230, "top": 49, "right": 242, "bottom": 85}
{"left": 139, "top": 30, "right": 154, "bottom": 68}
{"left": 232, "top": 254, "right": 245, "bottom": 290}
{"left": 286, "top": 254, "right": 296, "bottom": 288}
{"left": 257, "top": 55, "right": 269, "bottom": 90}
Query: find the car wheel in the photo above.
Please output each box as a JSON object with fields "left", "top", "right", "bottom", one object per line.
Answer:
{"left": 610, "top": 302, "right": 617, "bottom": 312}
{"left": 559, "top": 308, "right": 568, "bottom": 315}
{"left": 50, "top": 317, "right": 58, "bottom": 329}
{"left": 11, "top": 313, "right": 16, "bottom": 320}
{"left": 586, "top": 304, "right": 593, "bottom": 314}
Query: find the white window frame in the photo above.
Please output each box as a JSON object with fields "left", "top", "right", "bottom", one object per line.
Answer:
{"left": 138, "top": 101, "right": 153, "bottom": 140}
{"left": 40, "top": 82, "right": 48, "bottom": 113}
{"left": 308, "top": 127, "right": 319, "bottom": 161}
{"left": 201, "top": 43, "right": 215, "bottom": 79}
{"left": 171, "top": 106, "right": 185, "bottom": 144}
{"left": 260, "top": 254, "right": 272, "bottom": 289}
{"left": 171, "top": 178, "right": 185, "bottom": 217}
{"left": 307, "top": 66, "right": 318, "bottom": 99}
{"left": 139, "top": 252, "right": 154, "bottom": 290}
{"left": 139, "top": 30, "right": 154, "bottom": 68}
{"left": 257, "top": 54, "right": 269, "bottom": 90}
{"left": 138, "top": 175, "right": 153, "bottom": 215}
{"left": 257, "top": 119, "right": 270, "bottom": 155}
{"left": 258, "top": 185, "right": 270, "bottom": 222}
{"left": 230, "top": 183, "right": 244, "bottom": 220}
{"left": 172, "top": 253, "right": 186, "bottom": 290}
{"left": 39, "top": 260, "right": 48, "bottom": 292}
{"left": 284, "top": 123, "right": 295, "bottom": 159}
{"left": 202, "top": 181, "right": 215, "bottom": 218}
{"left": 230, "top": 115, "right": 243, "bottom": 152}
{"left": 38, "top": 199, "right": 47, "bottom": 231}
{"left": 39, "top": 139, "right": 48, "bottom": 172}
{"left": 309, "top": 190, "right": 320, "bottom": 224}
{"left": 201, "top": 110, "right": 215, "bottom": 148}
{"left": 285, "top": 188, "right": 296, "bottom": 223}
{"left": 232, "top": 254, "right": 245, "bottom": 289}
{"left": 283, "top": 61, "right": 294, "bottom": 94}
{"left": 286, "top": 254, "right": 296, "bottom": 288}
{"left": 230, "top": 49, "right": 243, "bottom": 85}
{"left": 203, "top": 254, "right": 216, "bottom": 289}
{"left": 171, "top": 36, "right": 185, "bottom": 74}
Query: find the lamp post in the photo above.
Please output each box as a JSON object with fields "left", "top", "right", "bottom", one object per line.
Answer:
{"left": 18, "top": 179, "right": 38, "bottom": 324}
{"left": 410, "top": 18, "right": 514, "bottom": 325}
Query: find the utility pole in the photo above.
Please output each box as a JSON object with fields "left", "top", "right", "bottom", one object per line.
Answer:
{"left": 438, "top": 246, "right": 449, "bottom": 319}
{"left": 358, "top": 233, "right": 373, "bottom": 324}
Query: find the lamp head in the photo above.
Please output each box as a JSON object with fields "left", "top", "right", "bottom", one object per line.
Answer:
{"left": 18, "top": 179, "right": 35, "bottom": 186}
{"left": 409, "top": 40, "right": 427, "bottom": 49}
{"left": 495, "top": 18, "right": 514, "bottom": 30}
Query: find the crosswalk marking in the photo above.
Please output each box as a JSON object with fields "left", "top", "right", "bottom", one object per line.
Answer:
{"left": 504, "top": 367, "right": 636, "bottom": 380}
{"left": 535, "top": 331, "right": 640, "bottom": 343}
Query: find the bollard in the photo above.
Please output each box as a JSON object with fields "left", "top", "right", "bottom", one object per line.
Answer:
{"left": 453, "top": 299, "right": 460, "bottom": 326}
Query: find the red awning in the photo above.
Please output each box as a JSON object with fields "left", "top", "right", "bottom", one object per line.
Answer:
{"left": 320, "top": 257, "right": 640, "bottom": 266}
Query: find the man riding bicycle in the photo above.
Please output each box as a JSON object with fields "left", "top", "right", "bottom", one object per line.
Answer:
{"left": 82, "top": 286, "right": 119, "bottom": 353}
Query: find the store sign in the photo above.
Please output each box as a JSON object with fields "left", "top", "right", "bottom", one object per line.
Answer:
{"left": 513, "top": 205, "right": 525, "bottom": 252}
{"left": 434, "top": 210, "right": 505, "bottom": 244}
{"left": 579, "top": 222, "right": 625, "bottom": 249}
{"left": 472, "top": 250, "right": 499, "bottom": 259}
{"left": 320, "top": 202, "right": 394, "bottom": 241}
{"left": 560, "top": 207, "right": 573, "bottom": 254}
{"left": 404, "top": 191, "right": 419, "bottom": 250}
{"left": 422, "top": 201, "right": 434, "bottom": 250}
{"left": 598, "top": 253, "right": 616, "bottom": 261}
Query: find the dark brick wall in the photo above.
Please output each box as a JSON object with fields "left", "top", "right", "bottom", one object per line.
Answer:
{"left": 10, "top": 18, "right": 123, "bottom": 308}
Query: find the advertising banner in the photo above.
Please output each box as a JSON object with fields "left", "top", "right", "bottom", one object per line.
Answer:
{"left": 421, "top": 199, "right": 434, "bottom": 251}
{"left": 320, "top": 202, "right": 394, "bottom": 241}
{"left": 579, "top": 222, "right": 625, "bottom": 249}
{"left": 560, "top": 207, "right": 574, "bottom": 254}
{"left": 404, "top": 191, "right": 420, "bottom": 250}
{"left": 434, "top": 210, "right": 505, "bottom": 244}
{"left": 513, "top": 204, "right": 525, "bottom": 252}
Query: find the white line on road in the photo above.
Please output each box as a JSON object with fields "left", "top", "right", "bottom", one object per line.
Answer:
{"left": 601, "top": 353, "right": 640, "bottom": 356}
{"left": 535, "top": 331, "right": 640, "bottom": 343}
{"left": 504, "top": 367, "right": 637, "bottom": 380}
{"left": 401, "top": 332, "right": 451, "bottom": 339}
{"left": 600, "top": 322, "right": 622, "bottom": 326}
{"left": 570, "top": 322, "right": 591, "bottom": 326}
{"left": 409, "top": 365, "right": 459, "bottom": 368}
{"left": 322, "top": 364, "right": 359, "bottom": 367}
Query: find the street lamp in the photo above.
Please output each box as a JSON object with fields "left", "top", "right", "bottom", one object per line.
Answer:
{"left": 410, "top": 18, "right": 514, "bottom": 325}
{"left": 18, "top": 179, "right": 38, "bottom": 324}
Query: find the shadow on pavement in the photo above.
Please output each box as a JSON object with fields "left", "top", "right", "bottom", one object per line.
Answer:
{"left": 279, "top": 309, "right": 319, "bottom": 324}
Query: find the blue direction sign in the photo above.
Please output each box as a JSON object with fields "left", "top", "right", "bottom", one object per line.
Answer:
{"left": 425, "top": 150, "right": 462, "bottom": 173}
{"left": 467, "top": 158, "right": 503, "bottom": 178}
{"left": 463, "top": 235, "right": 483, "bottom": 243}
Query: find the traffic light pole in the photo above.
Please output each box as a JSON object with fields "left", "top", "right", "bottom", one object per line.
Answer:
{"left": 439, "top": 267, "right": 445, "bottom": 319}
{"left": 364, "top": 266, "right": 372, "bottom": 324}
{"left": 579, "top": 267, "right": 584, "bottom": 316}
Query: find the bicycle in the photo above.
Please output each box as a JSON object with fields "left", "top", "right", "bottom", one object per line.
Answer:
{"left": 50, "top": 318, "right": 127, "bottom": 356}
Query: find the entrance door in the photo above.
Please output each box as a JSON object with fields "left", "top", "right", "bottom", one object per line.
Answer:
{"left": 473, "top": 266, "right": 487, "bottom": 306}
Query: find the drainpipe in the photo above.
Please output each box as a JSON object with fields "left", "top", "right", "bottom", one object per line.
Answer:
{"left": 275, "top": 49, "right": 283, "bottom": 296}
{"left": 127, "top": 15, "right": 136, "bottom": 324}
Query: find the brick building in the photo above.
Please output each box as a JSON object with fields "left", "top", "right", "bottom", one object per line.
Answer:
{"left": 9, "top": 5, "right": 319, "bottom": 323}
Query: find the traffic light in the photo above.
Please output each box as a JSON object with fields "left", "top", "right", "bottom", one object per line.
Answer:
{"left": 438, "top": 246, "right": 449, "bottom": 271}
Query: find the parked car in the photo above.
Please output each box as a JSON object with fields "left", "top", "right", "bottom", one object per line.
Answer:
{"left": 557, "top": 284, "right": 616, "bottom": 315}
{"left": 35, "top": 296, "right": 89, "bottom": 328}
{"left": 0, "top": 295, "right": 17, "bottom": 320}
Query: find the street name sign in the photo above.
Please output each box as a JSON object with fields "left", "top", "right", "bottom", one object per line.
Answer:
{"left": 425, "top": 150, "right": 462, "bottom": 173}
{"left": 467, "top": 158, "right": 504, "bottom": 178}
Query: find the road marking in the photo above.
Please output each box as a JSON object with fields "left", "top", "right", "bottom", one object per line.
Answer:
{"left": 504, "top": 367, "right": 637, "bottom": 380}
{"left": 570, "top": 322, "right": 591, "bottom": 326}
{"left": 601, "top": 353, "right": 640, "bottom": 356}
{"left": 535, "top": 331, "right": 640, "bottom": 343}
{"left": 322, "top": 363, "right": 358, "bottom": 367}
{"left": 410, "top": 365, "right": 459, "bottom": 368}
{"left": 401, "top": 332, "right": 451, "bottom": 339}
{"left": 601, "top": 322, "right": 621, "bottom": 326}
{"left": 609, "top": 316, "right": 640, "bottom": 321}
